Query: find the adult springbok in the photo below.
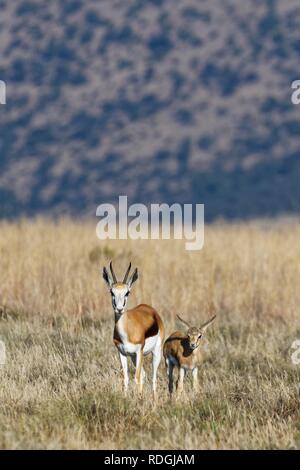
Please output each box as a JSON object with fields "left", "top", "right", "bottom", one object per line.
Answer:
{"left": 102, "top": 262, "right": 165, "bottom": 396}
{"left": 163, "top": 314, "right": 216, "bottom": 396}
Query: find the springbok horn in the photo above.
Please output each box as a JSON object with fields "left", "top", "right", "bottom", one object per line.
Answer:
{"left": 109, "top": 261, "right": 117, "bottom": 283}
{"left": 123, "top": 262, "right": 132, "bottom": 284}
{"left": 176, "top": 314, "right": 191, "bottom": 329}
{"left": 200, "top": 315, "right": 216, "bottom": 331}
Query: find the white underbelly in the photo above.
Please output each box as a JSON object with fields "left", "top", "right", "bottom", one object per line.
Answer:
{"left": 144, "top": 333, "right": 160, "bottom": 355}
{"left": 117, "top": 333, "right": 160, "bottom": 356}
{"left": 118, "top": 342, "right": 140, "bottom": 355}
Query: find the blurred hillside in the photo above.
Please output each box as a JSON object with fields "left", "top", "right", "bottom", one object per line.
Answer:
{"left": 0, "top": 0, "right": 300, "bottom": 220}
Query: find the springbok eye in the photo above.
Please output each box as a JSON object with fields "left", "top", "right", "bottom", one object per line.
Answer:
{"left": 125, "top": 292, "right": 129, "bottom": 297}
{"left": 198, "top": 334, "right": 202, "bottom": 339}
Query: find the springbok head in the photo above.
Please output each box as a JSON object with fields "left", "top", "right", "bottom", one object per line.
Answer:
{"left": 103, "top": 261, "right": 138, "bottom": 315}
{"left": 177, "top": 314, "right": 216, "bottom": 350}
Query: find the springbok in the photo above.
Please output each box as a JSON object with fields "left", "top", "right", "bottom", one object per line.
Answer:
{"left": 163, "top": 314, "right": 216, "bottom": 395}
{"left": 102, "top": 262, "right": 165, "bottom": 396}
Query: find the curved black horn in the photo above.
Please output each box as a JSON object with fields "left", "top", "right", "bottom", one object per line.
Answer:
{"left": 109, "top": 261, "right": 117, "bottom": 283}
{"left": 123, "top": 262, "right": 132, "bottom": 283}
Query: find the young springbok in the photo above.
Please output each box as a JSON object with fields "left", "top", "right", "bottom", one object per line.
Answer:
{"left": 102, "top": 262, "right": 165, "bottom": 395}
{"left": 163, "top": 314, "right": 216, "bottom": 395}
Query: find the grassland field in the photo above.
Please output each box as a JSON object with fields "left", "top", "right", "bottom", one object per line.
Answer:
{"left": 0, "top": 219, "right": 300, "bottom": 449}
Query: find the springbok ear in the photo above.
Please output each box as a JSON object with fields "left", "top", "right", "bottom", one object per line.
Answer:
{"left": 200, "top": 315, "right": 216, "bottom": 332}
{"left": 176, "top": 314, "right": 191, "bottom": 329}
{"left": 102, "top": 266, "right": 113, "bottom": 288}
{"left": 128, "top": 268, "right": 138, "bottom": 289}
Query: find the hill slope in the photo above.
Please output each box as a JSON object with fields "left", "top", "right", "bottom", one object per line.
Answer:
{"left": 0, "top": 0, "right": 300, "bottom": 219}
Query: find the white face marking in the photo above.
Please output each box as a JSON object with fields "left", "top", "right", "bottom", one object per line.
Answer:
{"left": 187, "top": 328, "right": 203, "bottom": 350}
{"left": 111, "top": 284, "right": 130, "bottom": 314}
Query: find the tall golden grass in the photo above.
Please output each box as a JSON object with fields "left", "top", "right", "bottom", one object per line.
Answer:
{"left": 0, "top": 218, "right": 299, "bottom": 449}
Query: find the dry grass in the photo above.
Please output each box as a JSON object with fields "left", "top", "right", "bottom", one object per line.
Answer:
{"left": 0, "top": 218, "right": 300, "bottom": 449}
